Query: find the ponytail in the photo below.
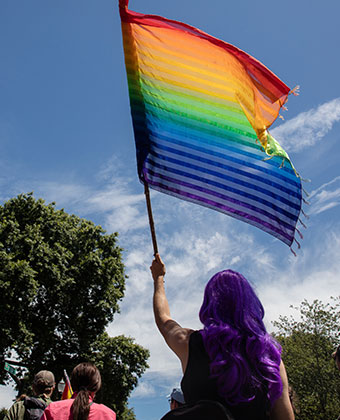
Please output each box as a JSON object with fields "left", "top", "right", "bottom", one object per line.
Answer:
{"left": 70, "top": 363, "right": 102, "bottom": 420}
{"left": 71, "top": 389, "right": 91, "bottom": 420}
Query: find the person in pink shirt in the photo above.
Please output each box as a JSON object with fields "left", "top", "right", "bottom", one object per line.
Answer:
{"left": 41, "top": 362, "right": 116, "bottom": 420}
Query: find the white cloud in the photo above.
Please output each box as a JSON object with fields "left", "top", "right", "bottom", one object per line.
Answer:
{"left": 104, "top": 203, "right": 148, "bottom": 234}
{"left": 309, "top": 176, "right": 340, "bottom": 215}
{"left": 131, "top": 381, "right": 157, "bottom": 398}
{"left": 272, "top": 98, "right": 340, "bottom": 152}
{"left": 33, "top": 182, "right": 90, "bottom": 208}
{"left": 0, "top": 385, "right": 16, "bottom": 409}
{"left": 20, "top": 170, "right": 147, "bottom": 237}
{"left": 261, "top": 266, "right": 340, "bottom": 333}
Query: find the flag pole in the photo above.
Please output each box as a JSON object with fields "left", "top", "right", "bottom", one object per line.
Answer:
{"left": 144, "top": 182, "right": 158, "bottom": 255}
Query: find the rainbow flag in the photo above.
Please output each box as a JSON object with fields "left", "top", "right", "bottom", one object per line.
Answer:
{"left": 119, "top": 0, "right": 302, "bottom": 246}
{"left": 61, "top": 370, "right": 73, "bottom": 400}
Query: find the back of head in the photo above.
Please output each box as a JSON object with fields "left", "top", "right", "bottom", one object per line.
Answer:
{"left": 169, "top": 388, "right": 185, "bottom": 410}
{"left": 199, "top": 270, "right": 282, "bottom": 406}
{"left": 199, "top": 270, "right": 265, "bottom": 330}
{"left": 32, "top": 370, "right": 55, "bottom": 396}
{"left": 71, "top": 363, "right": 101, "bottom": 420}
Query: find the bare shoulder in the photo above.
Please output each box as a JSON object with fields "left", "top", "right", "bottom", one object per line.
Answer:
{"left": 163, "top": 320, "right": 193, "bottom": 346}
{"left": 161, "top": 320, "right": 194, "bottom": 370}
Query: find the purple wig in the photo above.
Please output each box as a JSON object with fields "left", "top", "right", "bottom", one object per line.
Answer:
{"left": 199, "top": 269, "right": 282, "bottom": 406}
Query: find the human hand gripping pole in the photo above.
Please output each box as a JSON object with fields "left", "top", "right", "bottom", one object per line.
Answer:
{"left": 150, "top": 253, "right": 166, "bottom": 282}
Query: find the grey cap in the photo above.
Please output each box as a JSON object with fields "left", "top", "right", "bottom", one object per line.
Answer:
{"left": 168, "top": 388, "right": 185, "bottom": 404}
{"left": 33, "top": 370, "right": 55, "bottom": 388}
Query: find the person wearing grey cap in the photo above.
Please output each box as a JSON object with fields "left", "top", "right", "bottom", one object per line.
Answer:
{"left": 168, "top": 388, "right": 185, "bottom": 410}
{"left": 5, "top": 370, "right": 55, "bottom": 420}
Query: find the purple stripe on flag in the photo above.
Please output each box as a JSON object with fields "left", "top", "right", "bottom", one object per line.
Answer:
{"left": 145, "top": 167, "right": 296, "bottom": 231}
{"left": 143, "top": 169, "right": 294, "bottom": 243}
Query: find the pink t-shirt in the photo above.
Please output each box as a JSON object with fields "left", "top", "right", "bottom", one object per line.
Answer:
{"left": 41, "top": 397, "right": 116, "bottom": 420}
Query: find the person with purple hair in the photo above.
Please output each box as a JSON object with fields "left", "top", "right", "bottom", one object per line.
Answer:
{"left": 151, "top": 254, "right": 294, "bottom": 420}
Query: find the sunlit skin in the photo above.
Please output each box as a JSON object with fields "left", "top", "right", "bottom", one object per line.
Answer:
{"left": 170, "top": 399, "right": 183, "bottom": 410}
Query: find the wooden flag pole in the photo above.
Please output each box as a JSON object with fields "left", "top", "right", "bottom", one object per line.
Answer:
{"left": 144, "top": 182, "right": 159, "bottom": 255}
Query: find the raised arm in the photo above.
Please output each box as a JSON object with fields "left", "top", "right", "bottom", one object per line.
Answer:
{"left": 150, "top": 253, "right": 192, "bottom": 372}
{"left": 269, "top": 361, "right": 295, "bottom": 420}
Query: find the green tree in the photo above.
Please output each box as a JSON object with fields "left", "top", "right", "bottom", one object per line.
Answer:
{"left": 88, "top": 333, "right": 150, "bottom": 414}
{"left": 0, "top": 193, "right": 149, "bottom": 419}
{"left": 273, "top": 298, "right": 340, "bottom": 420}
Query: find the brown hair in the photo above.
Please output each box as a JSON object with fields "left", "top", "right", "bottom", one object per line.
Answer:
{"left": 33, "top": 383, "right": 54, "bottom": 396}
{"left": 71, "top": 363, "right": 102, "bottom": 420}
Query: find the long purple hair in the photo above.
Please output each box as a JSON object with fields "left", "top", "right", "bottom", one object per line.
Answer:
{"left": 199, "top": 269, "right": 282, "bottom": 406}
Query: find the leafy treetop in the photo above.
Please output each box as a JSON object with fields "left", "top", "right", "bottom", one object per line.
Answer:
{"left": 0, "top": 193, "right": 149, "bottom": 419}
{"left": 273, "top": 298, "right": 340, "bottom": 420}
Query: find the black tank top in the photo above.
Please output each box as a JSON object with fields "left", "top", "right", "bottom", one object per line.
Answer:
{"left": 181, "top": 331, "right": 270, "bottom": 420}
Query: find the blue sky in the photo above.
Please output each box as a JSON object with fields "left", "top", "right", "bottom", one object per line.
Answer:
{"left": 1, "top": 0, "right": 340, "bottom": 419}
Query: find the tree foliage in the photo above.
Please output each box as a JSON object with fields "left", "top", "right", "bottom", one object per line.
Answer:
{"left": 273, "top": 298, "right": 340, "bottom": 420}
{"left": 87, "top": 333, "right": 150, "bottom": 414}
{"left": 0, "top": 408, "right": 8, "bottom": 420}
{"left": 0, "top": 193, "right": 149, "bottom": 419}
